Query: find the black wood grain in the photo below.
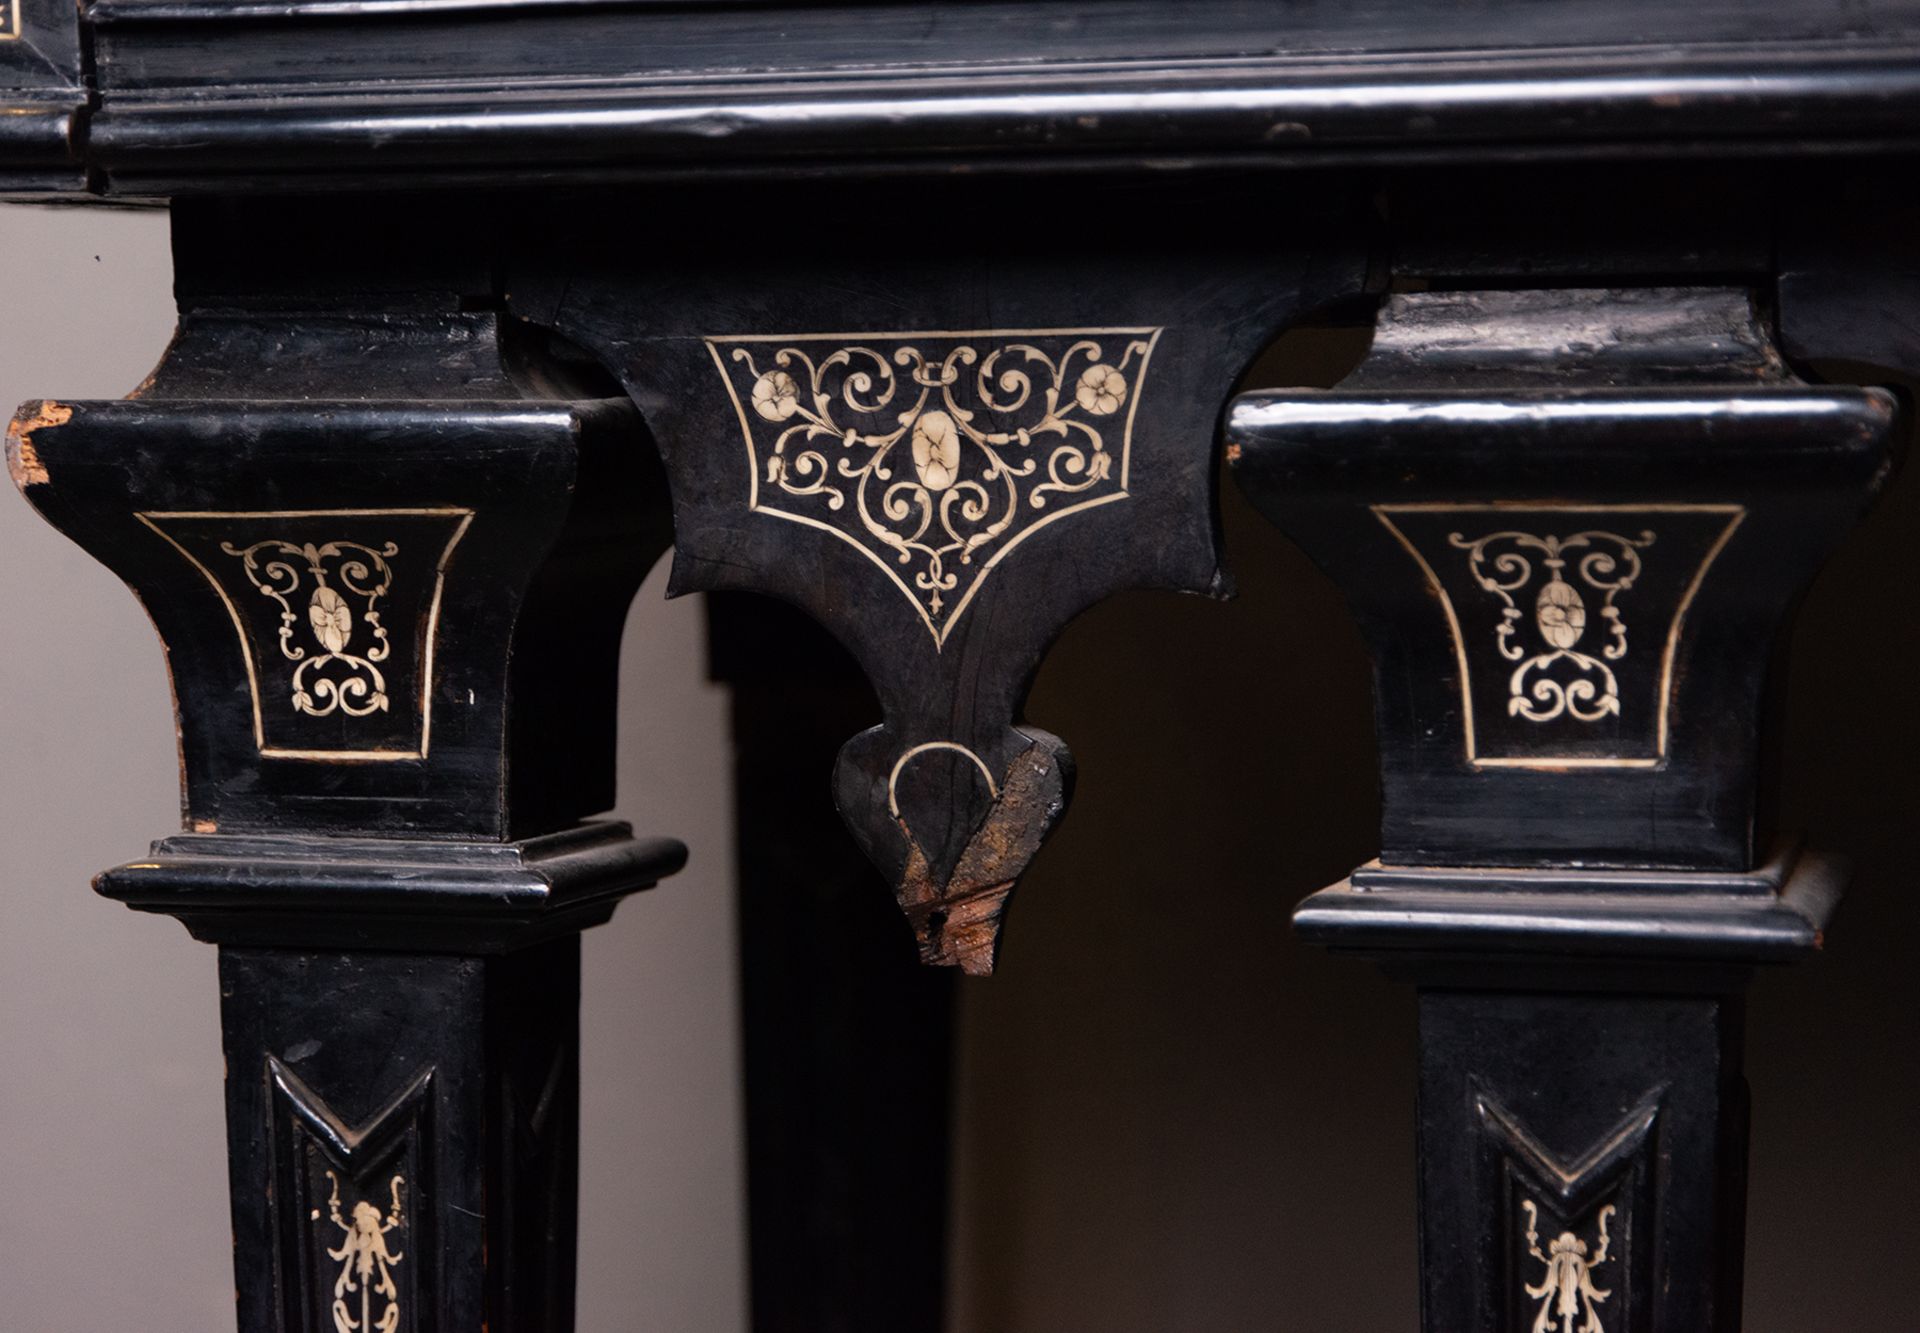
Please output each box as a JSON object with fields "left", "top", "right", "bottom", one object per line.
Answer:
{"left": 8, "top": 0, "right": 1920, "bottom": 194}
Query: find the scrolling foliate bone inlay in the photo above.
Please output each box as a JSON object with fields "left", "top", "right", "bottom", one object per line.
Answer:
{"left": 138, "top": 508, "right": 473, "bottom": 761}
{"left": 324, "top": 1171, "right": 407, "bottom": 1333}
{"left": 221, "top": 537, "right": 399, "bottom": 719}
{"left": 269, "top": 1058, "right": 429, "bottom": 1333}
{"left": 710, "top": 329, "right": 1161, "bottom": 647}
{"left": 1523, "top": 1200, "right": 1615, "bottom": 1333}
{"left": 1448, "top": 528, "right": 1655, "bottom": 724}
{"left": 1373, "top": 504, "right": 1744, "bottom": 768}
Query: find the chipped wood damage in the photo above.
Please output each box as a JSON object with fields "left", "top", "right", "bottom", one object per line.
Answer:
{"left": 5, "top": 400, "right": 72, "bottom": 488}
{"left": 894, "top": 740, "right": 1066, "bottom": 975}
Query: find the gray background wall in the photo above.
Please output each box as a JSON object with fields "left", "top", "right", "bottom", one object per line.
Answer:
{"left": 3, "top": 205, "right": 1915, "bottom": 1330}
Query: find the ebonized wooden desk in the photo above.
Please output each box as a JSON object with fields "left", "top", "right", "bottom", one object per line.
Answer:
{"left": 6, "top": 2, "right": 1918, "bottom": 1329}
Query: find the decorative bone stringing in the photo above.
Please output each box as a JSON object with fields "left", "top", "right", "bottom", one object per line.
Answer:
{"left": 713, "top": 332, "right": 1157, "bottom": 644}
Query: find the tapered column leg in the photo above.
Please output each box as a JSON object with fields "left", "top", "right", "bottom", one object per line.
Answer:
{"left": 216, "top": 940, "right": 582, "bottom": 1333}
{"left": 1230, "top": 288, "right": 1895, "bottom": 1331}
{"left": 10, "top": 291, "right": 682, "bottom": 1330}
{"left": 1412, "top": 983, "right": 1750, "bottom": 1331}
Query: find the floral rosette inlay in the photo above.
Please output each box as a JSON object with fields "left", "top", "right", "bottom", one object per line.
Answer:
{"left": 712, "top": 330, "right": 1160, "bottom": 645}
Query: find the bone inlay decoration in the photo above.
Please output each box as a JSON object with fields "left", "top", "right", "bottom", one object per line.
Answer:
{"left": 222, "top": 537, "right": 399, "bottom": 719}
{"left": 1372, "top": 503, "right": 1744, "bottom": 768}
{"left": 137, "top": 507, "right": 473, "bottom": 761}
{"left": 886, "top": 740, "right": 1000, "bottom": 817}
{"left": 323, "top": 1171, "right": 405, "bottom": 1333}
{"left": 1448, "top": 528, "right": 1655, "bottom": 723}
{"left": 1522, "top": 1199, "right": 1615, "bottom": 1333}
{"left": 711, "top": 329, "right": 1161, "bottom": 647}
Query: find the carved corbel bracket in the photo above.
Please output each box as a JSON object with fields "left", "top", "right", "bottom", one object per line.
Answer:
{"left": 1229, "top": 287, "right": 1898, "bottom": 876}
{"left": 512, "top": 186, "right": 1367, "bottom": 970}
{"left": 9, "top": 309, "right": 675, "bottom": 854}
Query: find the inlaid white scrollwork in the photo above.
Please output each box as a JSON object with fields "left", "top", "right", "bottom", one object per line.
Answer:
{"left": 1448, "top": 529, "right": 1655, "bottom": 723}
{"left": 715, "top": 330, "right": 1160, "bottom": 646}
{"left": 1522, "top": 1199, "right": 1614, "bottom": 1333}
{"left": 325, "top": 1171, "right": 405, "bottom": 1333}
{"left": 221, "top": 538, "right": 397, "bottom": 718}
